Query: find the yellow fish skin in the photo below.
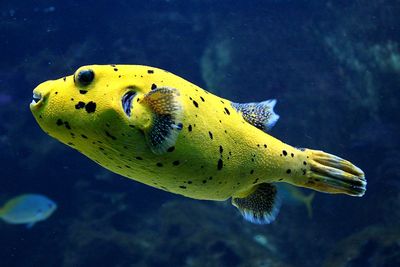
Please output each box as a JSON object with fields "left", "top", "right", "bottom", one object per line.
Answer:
{"left": 30, "top": 65, "right": 366, "bottom": 224}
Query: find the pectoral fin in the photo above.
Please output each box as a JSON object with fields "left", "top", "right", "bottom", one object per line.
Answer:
{"left": 231, "top": 99, "right": 279, "bottom": 131}
{"left": 142, "top": 87, "right": 183, "bottom": 154}
{"left": 232, "top": 183, "right": 280, "bottom": 224}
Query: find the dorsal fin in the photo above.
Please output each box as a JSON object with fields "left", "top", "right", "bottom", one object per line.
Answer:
{"left": 232, "top": 183, "right": 280, "bottom": 224}
{"left": 231, "top": 99, "right": 279, "bottom": 132}
{"left": 142, "top": 87, "right": 183, "bottom": 154}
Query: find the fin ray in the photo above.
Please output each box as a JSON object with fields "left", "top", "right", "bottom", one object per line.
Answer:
{"left": 303, "top": 149, "right": 366, "bottom": 196}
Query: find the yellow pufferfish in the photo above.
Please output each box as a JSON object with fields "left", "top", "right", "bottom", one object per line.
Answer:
{"left": 30, "top": 65, "right": 366, "bottom": 224}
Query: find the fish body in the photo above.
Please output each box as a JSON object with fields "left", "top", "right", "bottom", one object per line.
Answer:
{"left": 30, "top": 65, "right": 366, "bottom": 224}
{"left": 0, "top": 194, "right": 57, "bottom": 227}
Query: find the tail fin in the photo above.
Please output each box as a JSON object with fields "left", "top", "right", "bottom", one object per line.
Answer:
{"left": 304, "top": 149, "right": 366, "bottom": 197}
{"left": 303, "top": 192, "right": 315, "bottom": 218}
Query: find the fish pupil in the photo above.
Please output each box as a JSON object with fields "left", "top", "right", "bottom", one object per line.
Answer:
{"left": 77, "top": 69, "right": 95, "bottom": 86}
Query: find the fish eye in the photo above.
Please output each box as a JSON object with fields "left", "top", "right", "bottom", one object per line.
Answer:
{"left": 76, "top": 69, "right": 95, "bottom": 86}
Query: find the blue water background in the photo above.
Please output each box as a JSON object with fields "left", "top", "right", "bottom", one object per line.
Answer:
{"left": 0, "top": 1, "right": 399, "bottom": 266}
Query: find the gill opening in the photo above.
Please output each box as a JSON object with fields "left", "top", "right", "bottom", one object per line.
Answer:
{"left": 122, "top": 91, "right": 137, "bottom": 117}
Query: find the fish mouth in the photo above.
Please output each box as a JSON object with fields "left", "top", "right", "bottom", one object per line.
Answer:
{"left": 121, "top": 91, "right": 137, "bottom": 117}
{"left": 32, "top": 92, "right": 42, "bottom": 104}
{"left": 30, "top": 90, "right": 48, "bottom": 111}
{"left": 30, "top": 91, "right": 42, "bottom": 107}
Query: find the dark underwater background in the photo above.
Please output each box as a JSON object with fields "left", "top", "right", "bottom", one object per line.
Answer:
{"left": 1, "top": 0, "right": 399, "bottom": 266}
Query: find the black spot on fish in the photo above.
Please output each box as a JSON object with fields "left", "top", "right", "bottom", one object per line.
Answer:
{"left": 147, "top": 69, "right": 154, "bottom": 74}
{"left": 114, "top": 68, "right": 118, "bottom": 71}
{"left": 129, "top": 125, "right": 135, "bottom": 128}
{"left": 286, "top": 169, "right": 291, "bottom": 174}
{"left": 105, "top": 131, "right": 117, "bottom": 140}
{"left": 200, "top": 96, "right": 205, "bottom": 102}
{"left": 56, "top": 119, "right": 63, "bottom": 126}
{"left": 136, "top": 156, "right": 143, "bottom": 160}
{"left": 64, "top": 121, "right": 71, "bottom": 130}
{"left": 219, "top": 145, "right": 223, "bottom": 154}
{"left": 209, "top": 131, "right": 213, "bottom": 139}
{"left": 81, "top": 134, "right": 88, "bottom": 139}
{"left": 156, "top": 162, "right": 163, "bottom": 167}
{"left": 291, "top": 153, "right": 294, "bottom": 157}
{"left": 209, "top": 177, "right": 213, "bottom": 180}
{"left": 179, "top": 185, "right": 187, "bottom": 189}
{"left": 167, "top": 146, "right": 175, "bottom": 152}
{"left": 302, "top": 169, "right": 307, "bottom": 175}
{"left": 85, "top": 101, "right": 96, "bottom": 113}
{"left": 250, "top": 169, "right": 254, "bottom": 174}
{"left": 54, "top": 91, "right": 58, "bottom": 95}
{"left": 303, "top": 161, "right": 307, "bottom": 165}
{"left": 193, "top": 100, "right": 199, "bottom": 108}
{"left": 264, "top": 144, "right": 267, "bottom": 148}
{"left": 252, "top": 178, "right": 259, "bottom": 184}
{"left": 125, "top": 165, "right": 131, "bottom": 169}
{"left": 188, "top": 125, "right": 192, "bottom": 132}
{"left": 67, "top": 142, "right": 75, "bottom": 146}
{"left": 151, "top": 83, "right": 157, "bottom": 90}
{"left": 75, "top": 102, "right": 85, "bottom": 109}
{"left": 217, "top": 159, "right": 223, "bottom": 170}
{"left": 202, "top": 180, "right": 207, "bottom": 184}
{"left": 63, "top": 77, "right": 66, "bottom": 81}
{"left": 172, "top": 160, "right": 180, "bottom": 166}
{"left": 188, "top": 181, "right": 192, "bottom": 184}
{"left": 282, "top": 150, "right": 288, "bottom": 156}
{"left": 224, "top": 107, "right": 230, "bottom": 115}
{"left": 79, "top": 90, "right": 88, "bottom": 94}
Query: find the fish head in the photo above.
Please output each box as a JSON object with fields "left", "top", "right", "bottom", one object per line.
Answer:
{"left": 36, "top": 197, "right": 57, "bottom": 221}
{"left": 30, "top": 65, "right": 154, "bottom": 158}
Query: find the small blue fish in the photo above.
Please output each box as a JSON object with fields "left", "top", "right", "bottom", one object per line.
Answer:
{"left": 0, "top": 194, "right": 57, "bottom": 228}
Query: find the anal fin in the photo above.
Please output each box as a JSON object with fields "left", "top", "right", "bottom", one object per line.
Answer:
{"left": 232, "top": 183, "right": 280, "bottom": 224}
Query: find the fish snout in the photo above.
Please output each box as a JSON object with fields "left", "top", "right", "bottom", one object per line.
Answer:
{"left": 30, "top": 81, "right": 53, "bottom": 111}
